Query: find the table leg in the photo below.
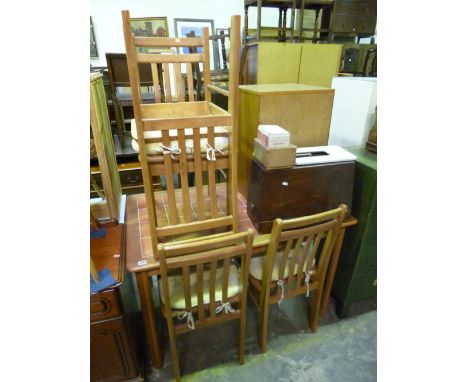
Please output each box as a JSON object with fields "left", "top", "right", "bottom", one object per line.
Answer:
{"left": 320, "top": 227, "right": 346, "bottom": 316}
{"left": 136, "top": 272, "right": 164, "bottom": 369}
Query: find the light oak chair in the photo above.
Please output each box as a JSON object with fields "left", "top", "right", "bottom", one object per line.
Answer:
{"left": 248, "top": 205, "right": 347, "bottom": 352}
{"left": 121, "top": 10, "right": 241, "bottom": 248}
{"left": 157, "top": 230, "right": 254, "bottom": 381}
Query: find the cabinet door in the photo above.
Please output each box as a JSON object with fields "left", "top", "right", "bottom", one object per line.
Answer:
{"left": 90, "top": 317, "right": 140, "bottom": 382}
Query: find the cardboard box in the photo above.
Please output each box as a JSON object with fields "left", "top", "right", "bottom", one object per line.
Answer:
{"left": 257, "top": 124, "right": 290, "bottom": 148}
{"left": 253, "top": 138, "right": 296, "bottom": 169}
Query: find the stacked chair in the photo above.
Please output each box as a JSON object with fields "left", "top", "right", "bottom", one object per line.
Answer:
{"left": 122, "top": 10, "right": 244, "bottom": 381}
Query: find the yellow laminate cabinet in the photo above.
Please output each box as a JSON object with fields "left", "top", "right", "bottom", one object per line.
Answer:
{"left": 241, "top": 42, "right": 342, "bottom": 88}
{"left": 298, "top": 44, "right": 343, "bottom": 88}
{"left": 238, "top": 83, "right": 335, "bottom": 197}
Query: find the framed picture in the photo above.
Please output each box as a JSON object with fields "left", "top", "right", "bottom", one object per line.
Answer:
{"left": 174, "top": 18, "right": 220, "bottom": 70}
{"left": 131, "top": 17, "right": 169, "bottom": 53}
{"left": 90, "top": 16, "right": 98, "bottom": 59}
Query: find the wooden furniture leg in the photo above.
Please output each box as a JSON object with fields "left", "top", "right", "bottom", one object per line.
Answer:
{"left": 319, "top": 227, "right": 346, "bottom": 317}
{"left": 136, "top": 272, "right": 164, "bottom": 369}
{"left": 244, "top": 5, "right": 249, "bottom": 44}
{"left": 257, "top": 0, "right": 262, "bottom": 42}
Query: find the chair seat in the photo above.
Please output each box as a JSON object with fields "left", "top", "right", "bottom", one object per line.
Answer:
{"left": 249, "top": 252, "right": 306, "bottom": 281}
{"left": 130, "top": 119, "right": 229, "bottom": 155}
{"left": 159, "top": 264, "right": 241, "bottom": 310}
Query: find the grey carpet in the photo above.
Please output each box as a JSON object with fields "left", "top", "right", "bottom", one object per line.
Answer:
{"left": 181, "top": 310, "right": 377, "bottom": 382}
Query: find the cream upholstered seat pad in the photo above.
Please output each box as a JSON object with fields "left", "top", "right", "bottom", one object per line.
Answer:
{"left": 159, "top": 264, "right": 241, "bottom": 310}
{"left": 130, "top": 119, "right": 229, "bottom": 155}
{"left": 250, "top": 241, "right": 315, "bottom": 281}
{"left": 249, "top": 252, "right": 304, "bottom": 281}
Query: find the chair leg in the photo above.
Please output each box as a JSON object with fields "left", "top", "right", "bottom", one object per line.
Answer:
{"left": 258, "top": 300, "right": 270, "bottom": 353}
{"left": 309, "top": 288, "right": 323, "bottom": 333}
{"left": 239, "top": 314, "right": 246, "bottom": 365}
{"left": 167, "top": 320, "right": 181, "bottom": 382}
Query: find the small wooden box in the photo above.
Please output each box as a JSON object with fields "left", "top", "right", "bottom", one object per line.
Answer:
{"left": 247, "top": 157, "right": 354, "bottom": 233}
{"left": 257, "top": 124, "right": 290, "bottom": 148}
{"left": 253, "top": 138, "right": 296, "bottom": 169}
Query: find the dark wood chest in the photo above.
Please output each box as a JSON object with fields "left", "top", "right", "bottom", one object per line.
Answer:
{"left": 247, "top": 158, "right": 355, "bottom": 233}
{"left": 90, "top": 224, "right": 143, "bottom": 382}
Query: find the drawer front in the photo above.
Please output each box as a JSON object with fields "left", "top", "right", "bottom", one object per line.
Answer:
{"left": 332, "top": 14, "right": 376, "bottom": 34}
{"left": 119, "top": 169, "right": 143, "bottom": 188}
{"left": 90, "top": 289, "right": 121, "bottom": 323}
{"left": 91, "top": 317, "right": 140, "bottom": 382}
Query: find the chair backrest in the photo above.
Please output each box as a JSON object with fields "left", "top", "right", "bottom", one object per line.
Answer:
{"left": 158, "top": 230, "right": 254, "bottom": 331}
{"left": 263, "top": 205, "right": 347, "bottom": 299}
{"left": 121, "top": 10, "right": 241, "bottom": 245}
{"left": 122, "top": 11, "right": 212, "bottom": 104}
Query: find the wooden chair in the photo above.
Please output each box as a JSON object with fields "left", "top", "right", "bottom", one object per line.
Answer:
{"left": 105, "top": 53, "right": 163, "bottom": 146}
{"left": 157, "top": 230, "right": 254, "bottom": 381}
{"left": 248, "top": 205, "right": 347, "bottom": 352}
{"left": 362, "top": 47, "right": 377, "bottom": 77}
{"left": 121, "top": 10, "right": 241, "bottom": 249}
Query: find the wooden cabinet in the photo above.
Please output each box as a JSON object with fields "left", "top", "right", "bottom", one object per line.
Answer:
{"left": 332, "top": 147, "right": 376, "bottom": 317}
{"left": 91, "top": 162, "right": 161, "bottom": 198}
{"left": 238, "top": 83, "right": 334, "bottom": 196}
{"left": 90, "top": 224, "right": 143, "bottom": 382}
{"left": 241, "top": 42, "right": 342, "bottom": 88}
{"left": 330, "top": 0, "right": 377, "bottom": 36}
{"left": 247, "top": 157, "right": 354, "bottom": 233}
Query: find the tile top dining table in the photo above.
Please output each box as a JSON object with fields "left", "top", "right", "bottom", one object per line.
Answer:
{"left": 125, "top": 185, "right": 357, "bottom": 369}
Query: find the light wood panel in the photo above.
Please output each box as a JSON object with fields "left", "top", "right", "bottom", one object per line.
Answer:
{"left": 238, "top": 83, "right": 334, "bottom": 197}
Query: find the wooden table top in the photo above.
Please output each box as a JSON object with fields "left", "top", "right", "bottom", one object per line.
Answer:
{"left": 125, "top": 185, "right": 357, "bottom": 274}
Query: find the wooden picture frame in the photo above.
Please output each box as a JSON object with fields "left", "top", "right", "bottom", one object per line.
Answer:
{"left": 131, "top": 16, "right": 169, "bottom": 53}
{"left": 90, "top": 16, "right": 98, "bottom": 58}
{"left": 174, "top": 18, "right": 220, "bottom": 70}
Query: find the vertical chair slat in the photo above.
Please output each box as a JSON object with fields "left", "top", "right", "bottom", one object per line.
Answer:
{"left": 278, "top": 239, "right": 293, "bottom": 281}
{"left": 196, "top": 263, "right": 205, "bottom": 321}
{"left": 177, "top": 129, "right": 192, "bottom": 223}
{"left": 161, "top": 130, "right": 178, "bottom": 225}
{"left": 305, "top": 231, "right": 324, "bottom": 273}
{"left": 174, "top": 62, "right": 186, "bottom": 102}
{"left": 207, "top": 126, "right": 218, "bottom": 218}
{"left": 288, "top": 235, "right": 304, "bottom": 288}
{"left": 192, "top": 128, "right": 205, "bottom": 220}
{"left": 296, "top": 233, "right": 314, "bottom": 288}
{"left": 150, "top": 63, "right": 161, "bottom": 103}
{"left": 316, "top": 229, "right": 335, "bottom": 280}
{"left": 186, "top": 63, "right": 194, "bottom": 102}
{"left": 221, "top": 257, "right": 230, "bottom": 304}
{"left": 202, "top": 27, "right": 211, "bottom": 103}
{"left": 163, "top": 63, "right": 172, "bottom": 102}
{"left": 182, "top": 266, "right": 192, "bottom": 312}
{"left": 209, "top": 260, "right": 217, "bottom": 317}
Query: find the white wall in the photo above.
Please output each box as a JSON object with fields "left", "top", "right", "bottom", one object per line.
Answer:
{"left": 90, "top": 0, "right": 287, "bottom": 67}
